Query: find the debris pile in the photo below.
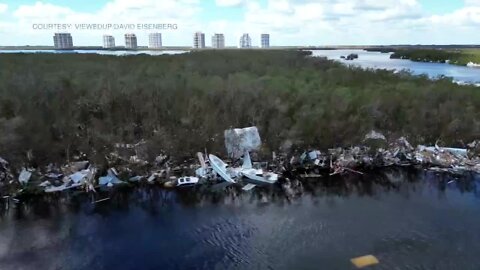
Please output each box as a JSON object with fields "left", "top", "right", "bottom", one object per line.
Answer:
{"left": 0, "top": 128, "right": 480, "bottom": 201}
{"left": 43, "top": 162, "right": 97, "bottom": 193}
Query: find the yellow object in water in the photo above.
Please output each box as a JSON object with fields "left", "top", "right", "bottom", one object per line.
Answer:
{"left": 350, "top": 255, "right": 379, "bottom": 268}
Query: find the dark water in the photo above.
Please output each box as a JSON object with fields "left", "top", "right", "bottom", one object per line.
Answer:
{"left": 1, "top": 169, "right": 480, "bottom": 270}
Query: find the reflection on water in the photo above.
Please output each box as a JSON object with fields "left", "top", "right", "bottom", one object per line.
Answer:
{"left": 311, "top": 49, "right": 480, "bottom": 84}
{"left": 1, "top": 169, "right": 480, "bottom": 270}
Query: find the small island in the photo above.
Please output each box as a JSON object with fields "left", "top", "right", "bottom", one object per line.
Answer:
{"left": 389, "top": 49, "right": 480, "bottom": 67}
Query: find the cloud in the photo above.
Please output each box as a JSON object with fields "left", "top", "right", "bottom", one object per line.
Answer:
{"left": 465, "top": 0, "right": 480, "bottom": 6}
{"left": 4, "top": 0, "right": 202, "bottom": 46}
{"left": 14, "top": 2, "right": 74, "bottom": 20}
{"left": 0, "top": 3, "right": 7, "bottom": 13}
{"left": 427, "top": 6, "right": 480, "bottom": 27}
{"left": 1, "top": 0, "right": 479, "bottom": 46}
{"left": 215, "top": 0, "right": 245, "bottom": 7}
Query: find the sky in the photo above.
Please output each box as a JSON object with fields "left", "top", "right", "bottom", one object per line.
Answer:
{"left": 0, "top": 0, "right": 479, "bottom": 47}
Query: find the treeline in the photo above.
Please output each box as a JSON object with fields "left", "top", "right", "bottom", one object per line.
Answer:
{"left": 390, "top": 49, "right": 480, "bottom": 65}
{"left": 0, "top": 50, "right": 479, "bottom": 167}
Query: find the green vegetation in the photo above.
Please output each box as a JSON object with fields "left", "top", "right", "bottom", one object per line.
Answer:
{"left": 391, "top": 49, "right": 480, "bottom": 66}
{"left": 0, "top": 50, "right": 479, "bottom": 168}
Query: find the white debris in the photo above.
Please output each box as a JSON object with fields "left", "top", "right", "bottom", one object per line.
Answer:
{"left": 18, "top": 168, "right": 32, "bottom": 184}
{"left": 242, "top": 183, "right": 256, "bottom": 191}
{"left": 98, "top": 168, "right": 123, "bottom": 186}
{"left": 195, "top": 167, "right": 208, "bottom": 178}
{"left": 68, "top": 170, "right": 89, "bottom": 183}
{"left": 224, "top": 126, "right": 261, "bottom": 159}
{"left": 39, "top": 180, "right": 51, "bottom": 187}
{"left": 45, "top": 183, "right": 82, "bottom": 193}
{"left": 364, "top": 130, "right": 386, "bottom": 141}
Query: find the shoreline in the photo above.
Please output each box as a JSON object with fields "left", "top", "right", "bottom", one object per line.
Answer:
{"left": 2, "top": 135, "right": 480, "bottom": 203}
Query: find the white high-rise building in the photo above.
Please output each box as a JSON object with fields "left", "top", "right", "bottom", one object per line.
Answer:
{"left": 211, "top": 33, "right": 225, "bottom": 49}
{"left": 261, "top": 34, "right": 270, "bottom": 48}
{"left": 239, "top": 33, "right": 251, "bottom": 48}
{"left": 53, "top": 33, "right": 73, "bottom": 49}
{"left": 149, "top": 33, "right": 162, "bottom": 49}
{"left": 193, "top": 32, "right": 205, "bottom": 49}
{"left": 125, "top": 33, "right": 137, "bottom": 49}
{"left": 103, "top": 35, "right": 115, "bottom": 48}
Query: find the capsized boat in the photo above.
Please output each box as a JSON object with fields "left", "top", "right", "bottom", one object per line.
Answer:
{"left": 208, "top": 154, "right": 236, "bottom": 183}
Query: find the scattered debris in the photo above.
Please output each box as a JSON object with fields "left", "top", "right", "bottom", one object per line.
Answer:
{"left": 44, "top": 166, "right": 96, "bottom": 193}
{"left": 0, "top": 157, "right": 13, "bottom": 184}
{"left": 1, "top": 126, "right": 480, "bottom": 199}
{"left": 99, "top": 168, "right": 124, "bottom": 187}
{"left": 63, "top": 161, "right": 89, "bottom": 175}
{"left": 129, "top": 176, "right": 144, "bottom": 182}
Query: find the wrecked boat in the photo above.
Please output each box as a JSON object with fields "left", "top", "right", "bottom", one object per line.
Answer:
{"left": 208, "top": 154, "right": 236, "bottom": 183}
{"left": 177, "top": 176, "right": 199, "bottom": 187}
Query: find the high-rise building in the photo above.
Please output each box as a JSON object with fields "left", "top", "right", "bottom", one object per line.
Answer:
{"left": 193, "top": 32, "right": 205, "bottom": 49}
{"left": 53, "top": 33, "right": 73, "bottom": 49}
{"left": 261, "top": 34, "right": 270, "bottom": 48}
{"left": 239, "top": 33, "right": 251, "bottom": 48}
{"left": 125, "top": 33, "right": 137, "bottom": 49}
{"left": 211, "top": 33, "right": 225, "bottom": 49}
{"left": 149, "top": 33, "right": 162, "bottom": 49}
{"left": 103, "top": 35, "right": 115, "bottom": 48}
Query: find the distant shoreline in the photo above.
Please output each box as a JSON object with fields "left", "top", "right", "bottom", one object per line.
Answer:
{"left": 1, "top": 44, "right": 480, "bottom": 51}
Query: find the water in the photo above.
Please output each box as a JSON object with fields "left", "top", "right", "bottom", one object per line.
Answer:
{"left": 2, "top": 169, "right": 480, "bottom": 269}
{"left": 311, "top": 49, "right": 480, "bottom": 85}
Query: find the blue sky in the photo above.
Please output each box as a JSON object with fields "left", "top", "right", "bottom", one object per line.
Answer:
{"left": 0, "top": 0, "right": 479, "bottom": 46}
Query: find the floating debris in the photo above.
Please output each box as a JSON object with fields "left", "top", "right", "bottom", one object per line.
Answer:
{"left": 92, "top": 197, "right": 110, "bottom": 204}
{"left": 350, "top": 255, "right": 379, "bottom": 268}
